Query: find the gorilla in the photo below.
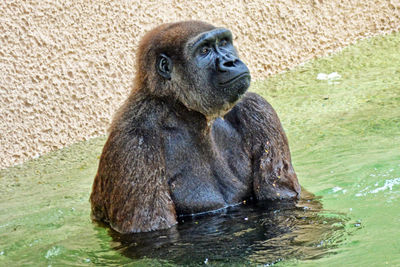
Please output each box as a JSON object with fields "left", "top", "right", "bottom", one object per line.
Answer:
{"left": 90, "top": 21, "right": 301, "bottom": 234}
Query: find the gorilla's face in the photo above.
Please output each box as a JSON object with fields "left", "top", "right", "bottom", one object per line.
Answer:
{"left": 185, "top": 28, "right": 251, "bottom": 117}
{"left": 156, "top": 27, "right": 251, "bottom": 118}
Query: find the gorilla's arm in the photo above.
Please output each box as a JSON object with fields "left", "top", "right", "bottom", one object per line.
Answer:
{"left": 224, "top": 92, "right": 301, "bottom": 201}
{"left": 90, "top": 129, "right": 177, "bottom": 233}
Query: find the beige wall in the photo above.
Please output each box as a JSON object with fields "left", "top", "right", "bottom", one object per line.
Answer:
{"left": 1, "top": 0, "right": 399, "bottom": 169}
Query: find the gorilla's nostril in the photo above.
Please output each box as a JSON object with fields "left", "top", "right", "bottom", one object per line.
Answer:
{"left": 223, "top": 61, "right": 235, "bottom": 68}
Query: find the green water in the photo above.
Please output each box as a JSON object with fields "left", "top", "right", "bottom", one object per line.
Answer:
{"left": 1, "top": 32, "right": 399, "bottom": 266}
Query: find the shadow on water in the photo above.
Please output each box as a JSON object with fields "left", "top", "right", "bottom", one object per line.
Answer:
{"left": 105, "top": 191, "right": 350, "bottom": 266}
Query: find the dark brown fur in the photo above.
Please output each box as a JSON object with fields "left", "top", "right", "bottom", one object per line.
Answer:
{"left": 90, "top": 21, "right": 300, "bottom": 233}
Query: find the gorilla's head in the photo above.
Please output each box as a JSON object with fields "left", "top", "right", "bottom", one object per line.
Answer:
{"left": 135, "top": 21, "right": 251, "bottom": 119}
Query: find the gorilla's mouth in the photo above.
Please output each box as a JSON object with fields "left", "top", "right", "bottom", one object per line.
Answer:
{"left": 218, "top": 72, "right": 251, "bottom": 86}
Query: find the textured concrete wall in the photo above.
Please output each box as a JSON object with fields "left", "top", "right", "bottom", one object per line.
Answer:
{"left": 1, "top": 0, "right": 399, "bottom": 169}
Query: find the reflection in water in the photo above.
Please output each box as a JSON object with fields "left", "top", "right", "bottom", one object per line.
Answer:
{"left": 106, "top": 191, "right": 348, "bottom": 266}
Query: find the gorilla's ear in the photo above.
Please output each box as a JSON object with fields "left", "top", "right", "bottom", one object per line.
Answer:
{"left": 156, "top": 54, "right": 172, "bottom": 80}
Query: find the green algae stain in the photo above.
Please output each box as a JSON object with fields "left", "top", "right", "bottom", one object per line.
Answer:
{"left": 1, "top": 32, "right": 400, "bottom": 266}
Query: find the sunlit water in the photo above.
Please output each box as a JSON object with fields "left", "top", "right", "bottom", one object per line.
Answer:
{"left": 1, "top": 33, "right": 399, "bottom": 266}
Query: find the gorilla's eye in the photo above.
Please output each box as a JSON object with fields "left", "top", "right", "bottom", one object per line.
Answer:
{"left": 219, "top": 39, "right": 228, "bottom": 47}
{"left": 200, "top": 46, "right": 211, "bottom": 55}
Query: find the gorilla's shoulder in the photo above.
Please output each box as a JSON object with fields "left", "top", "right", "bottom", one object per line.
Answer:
{"left": 225, "top": 92, "right": 278, "bottom": 126}
{"left": 110, "top": 96, "right": 169, "bottom": 134}
{"left": 235, "top": 92, "right": 274, "bottom": 112}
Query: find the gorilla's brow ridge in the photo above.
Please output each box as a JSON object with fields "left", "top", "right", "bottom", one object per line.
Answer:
{"left": 187, "top": 28, "right": 232, "bottom": 52}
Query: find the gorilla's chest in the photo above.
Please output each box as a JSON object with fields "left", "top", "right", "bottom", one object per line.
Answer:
{"left": 163, "top": 117, "right": 252, "bottom": 215}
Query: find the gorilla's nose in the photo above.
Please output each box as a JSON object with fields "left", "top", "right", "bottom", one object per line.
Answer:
{"left": 216, "top": 56, "right": 238, "bottom": 72}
